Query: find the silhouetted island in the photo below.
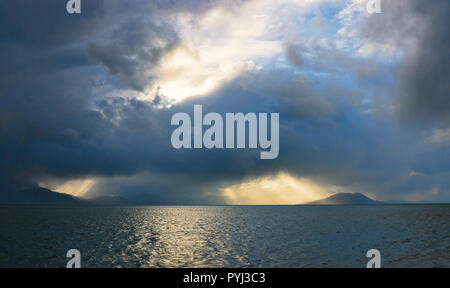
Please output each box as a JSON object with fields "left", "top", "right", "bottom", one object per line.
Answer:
{"left": 1, "top": 184, "right": 130, "bottom": 206}
{"left": 306, "top": 193, "right": 382, "bottom": 205}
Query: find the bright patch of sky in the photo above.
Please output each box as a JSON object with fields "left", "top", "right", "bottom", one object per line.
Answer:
{"left": 144, "top": 0, "right": 393, "bottom": 106}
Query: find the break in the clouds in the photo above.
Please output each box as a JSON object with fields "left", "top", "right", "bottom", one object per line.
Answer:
{"left": 0, "top": 0, "right": 449, "bottom": 204}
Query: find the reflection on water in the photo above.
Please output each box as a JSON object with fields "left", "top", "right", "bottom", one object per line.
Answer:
{"left": 1, "top": 205, "right": 449, "bottom": 267}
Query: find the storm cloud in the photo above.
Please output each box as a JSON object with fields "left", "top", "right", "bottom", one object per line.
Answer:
{"left": 1, "top": 0, "right": 450, "bottom": 204}
{"left": 349, "top": 0, "right": 450, "bottom": 122}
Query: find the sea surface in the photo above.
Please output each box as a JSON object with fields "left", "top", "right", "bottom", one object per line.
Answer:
{"left": 1, "top": 205, "right": 449, "bottom": 267}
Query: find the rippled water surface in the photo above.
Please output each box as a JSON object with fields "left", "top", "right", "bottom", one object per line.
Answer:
{"left": 1, "top": 205, "right": 449, "bottom": 267}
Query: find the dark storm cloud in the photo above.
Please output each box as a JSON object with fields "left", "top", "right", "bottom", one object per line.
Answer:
{"left": 88, "top": 19, "right": 180, "bottom": 91}
{"left": 85, "top": 69, "right": 423, "bottom": 204}
{"left": 1, "top": 0, "right": 450, "bottom": 204}
{"left": 0, "top": 0, "right": 103, "bottom": 47}
{"left": 0, "top": 0, "right": 244, "bottom": 202}
{"left": 359, "top": 0, "right": 450, "bottom": 122}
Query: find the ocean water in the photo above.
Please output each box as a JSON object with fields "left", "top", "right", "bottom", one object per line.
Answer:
{"left": 0, "top": 205, "right": 449, "bottom": 268}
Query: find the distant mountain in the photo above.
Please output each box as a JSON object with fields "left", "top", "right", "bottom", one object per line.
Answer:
{"left": 2, "top": 186, "right": 80, "bottom": 205}
{"left": 1, "top": 185, "right": 130, "bottom": 206}
{"left": 306, "top": 193, "right": 382, "bottom": 205}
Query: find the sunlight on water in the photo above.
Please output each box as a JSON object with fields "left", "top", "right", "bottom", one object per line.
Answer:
{"left": 1, "top": 205, "right": 449, "bottom": 267}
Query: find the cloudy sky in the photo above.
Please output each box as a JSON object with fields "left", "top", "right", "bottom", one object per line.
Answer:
{"left": 0, "top": 0, "right": 449, "bottom": 204}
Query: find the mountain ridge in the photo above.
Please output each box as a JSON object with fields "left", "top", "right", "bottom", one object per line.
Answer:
{"left": 1, "top": 185, "right": 130, "bottom": 206}
{"left": 305, "top": 192, "right": 382, "bottom": 205}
